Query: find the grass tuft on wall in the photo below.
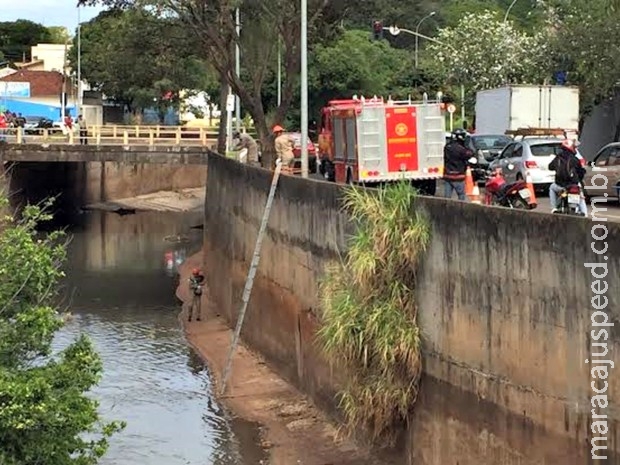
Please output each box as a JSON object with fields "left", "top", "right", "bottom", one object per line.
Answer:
{"left": 317, "top": 181, "right": 431, "bottom": 444}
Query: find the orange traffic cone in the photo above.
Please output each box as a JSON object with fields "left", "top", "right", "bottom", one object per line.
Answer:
{"left": 471, "top": 183, "right": 482, "bottom": 204}
{"left": 465, "top": 167, "right": 477, "bottom": 202}
{"left": 525, "top": 172, "right": 538, "bottom": 208}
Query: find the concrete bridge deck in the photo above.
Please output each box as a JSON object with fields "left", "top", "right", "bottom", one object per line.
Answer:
{"left": 0, "top": 143, "right": 211, "bottom": 164}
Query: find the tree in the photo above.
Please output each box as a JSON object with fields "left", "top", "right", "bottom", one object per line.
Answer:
{"left": 0, "top": 20, "right": 53, "bottom": 62}
{"left": 68, "top": 8, "right": 211, "bottom": 122}
{"left": 304, "top": 30, "right": 415, "bottom": 122}
{"left": 79, "top": 0, "right": 343, "bottom": 165}
{"left": 423, "top": 10, "right": 550, "bottom": 102}
{"left": 47, "top": 26, "right": 71, "bottom": 45}
{"left": 0, "top": 196, "right": 124, "bottom": 464}
{"left": 546, "top": 0, "right": 620, "bottom": 132}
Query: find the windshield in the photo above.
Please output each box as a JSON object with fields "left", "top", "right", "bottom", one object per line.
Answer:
{"left": 26, "top": 116, "right": 43, "bottom": 122}
{"left": 471, "top": 135, "right": 511, "bottom": 150}
{"left": 529, "top": 143, "right": 564, "bottom": 157}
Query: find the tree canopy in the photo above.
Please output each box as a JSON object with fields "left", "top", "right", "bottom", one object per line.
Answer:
{"left": 68, "top": 8, "right": 212, "bottom": 120}
{"left": 0, "top": 197, "right": 124, "bottom": 464}
{"left": 0, "top": 20, "right": 58, "bottom": 62}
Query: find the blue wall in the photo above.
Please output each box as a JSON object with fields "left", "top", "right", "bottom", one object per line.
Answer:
{"left": 0, "top": 98, "right": 76, "bottom": 119}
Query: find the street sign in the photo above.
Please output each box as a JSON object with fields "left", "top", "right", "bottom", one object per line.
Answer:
{"left": 447, "top": 104, "right": 456, "bottom": 114}
{"left": 226, "top": 94, "right": 235, "bottom": 112}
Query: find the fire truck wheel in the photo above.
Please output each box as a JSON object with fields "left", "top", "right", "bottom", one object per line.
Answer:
{"left": 413, "top": 179, "right": 437, "bottom": 196}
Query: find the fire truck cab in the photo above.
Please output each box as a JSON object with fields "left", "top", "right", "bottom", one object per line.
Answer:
{"left": 317, "top": 96, "right": 445, "bottom": 195}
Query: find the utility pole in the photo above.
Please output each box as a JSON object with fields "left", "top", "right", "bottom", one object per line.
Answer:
{"left": 277, "top": 36, "right": 281, "bottom": 106}
{"left": 300, "top": 0, "right": 309, "bottom": 178}
{"left": 77, "top": 7, "right": 82, "bottom": 109}
{"left": 235, "top": 8, "right": 241, "bottom": 132}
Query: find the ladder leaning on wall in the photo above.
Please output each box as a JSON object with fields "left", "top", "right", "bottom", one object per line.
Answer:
{"left": 220, "top": 160, "right": 283, "bottom": 394}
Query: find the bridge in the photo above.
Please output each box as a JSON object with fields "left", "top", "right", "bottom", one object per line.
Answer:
{"left": 0, "top": 124, "right": 258, "bottom": 148}
{"left": 0, "top": 124, "right": 245, "bottom": 164}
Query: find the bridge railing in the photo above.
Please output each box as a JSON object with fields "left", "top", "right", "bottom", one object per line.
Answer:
{"left": 0, "top": 124, "right": 258, "bottom": 147}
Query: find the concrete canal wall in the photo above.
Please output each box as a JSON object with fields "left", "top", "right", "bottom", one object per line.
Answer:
{"left": 2, "top": 161, "right": 207, "bottom": 209}
{"left": 203, "top": 153, "right": 620, "bottom": 464}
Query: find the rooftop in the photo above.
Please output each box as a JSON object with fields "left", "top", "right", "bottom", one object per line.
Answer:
{"left": 0, "top": 70, "right": 67, "bottom": 97}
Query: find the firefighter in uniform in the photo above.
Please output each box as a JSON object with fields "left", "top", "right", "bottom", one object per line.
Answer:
{"left": 273, "top": 125, "right": 295, "bottom": 173}
{"left": 188, "top": 268, "right": 205, "bottom": 322}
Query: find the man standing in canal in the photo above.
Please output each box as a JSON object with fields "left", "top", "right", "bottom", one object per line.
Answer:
{"left": 188, "top": 268, "right": 205, "bottom": 322}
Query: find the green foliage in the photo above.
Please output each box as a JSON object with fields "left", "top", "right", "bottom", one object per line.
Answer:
{"left": 0, "top": 20, "right": 53, "bottom": 62}
{"left": 548, "top": 0, "right": 620, "bottom": 115}
{"left": 317, "top": 182, "right": 430, "bottom": 444}
{"left": 276, "top": 29, "right": 415, "bottom": 129}
{"left": 69, "top": 8, "right": 212, "bottom": 114}
{"left": 46, "top": 26, "right": 71, "bottom": 45}
{"left": 0, "top": 195, "right": 124, "bottom": 464}
{"left": 423, "top": 10, "right": 551, "bottom": 104}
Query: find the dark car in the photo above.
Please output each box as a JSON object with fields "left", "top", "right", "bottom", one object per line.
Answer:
{"left": 465, "top": 134, "right": 512, "bottom": 182}
{"left": 287, "top": 132, "right": 318, "bottom": 173}
{"left": 24, "top": 116, "right": 54, "bottom": 134}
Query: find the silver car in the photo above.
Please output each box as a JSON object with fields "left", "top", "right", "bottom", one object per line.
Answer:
{"left": 583, "top": 142, "right": 620, "bottom": 200}
{"left": 489, "top": 137, "right": 585, "bottom": 190}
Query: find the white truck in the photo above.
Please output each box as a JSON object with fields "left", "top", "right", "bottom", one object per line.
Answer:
{"left": 474, "top": 85, "right": 580, "bottom": 135}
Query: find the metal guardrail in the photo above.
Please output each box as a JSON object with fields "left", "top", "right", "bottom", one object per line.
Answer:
{"left": 0, "top": 124, "right": 258, "bottom": 147}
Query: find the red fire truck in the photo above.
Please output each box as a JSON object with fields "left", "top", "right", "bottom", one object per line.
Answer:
{"left": 317, "top": 96, "right": 445, "bottom": 195}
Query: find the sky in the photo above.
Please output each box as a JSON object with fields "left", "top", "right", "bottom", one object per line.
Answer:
{"left": 0, "top": 0, "right": 104, "bottom": 32}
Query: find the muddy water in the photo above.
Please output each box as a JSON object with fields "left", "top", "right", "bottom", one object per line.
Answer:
{"left": 53, "top": 209, "right": 267, "bottom": 465}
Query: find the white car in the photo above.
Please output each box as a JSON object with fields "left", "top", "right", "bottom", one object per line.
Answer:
{"left": 488, "top": 137, "right": 585, "bottom": 190}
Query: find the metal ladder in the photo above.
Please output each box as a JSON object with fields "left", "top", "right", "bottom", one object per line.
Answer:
{"left": 358, "top": 107, "right": 385, "bottom": 164}
{"left": 220, "top": 161, "right": 282, "bottom": 394}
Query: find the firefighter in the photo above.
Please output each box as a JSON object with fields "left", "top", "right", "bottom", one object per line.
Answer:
{"left": 187, "top": 268, "right": 205, "bottom": 322}
{"left": 232, "top": 130, "right": 260, "bottom": 167}
{"left": 273, "top": 125, "right": 295, "bottom": 172}
{"left": 443, "top": 128, "right": 474, "bottom": 200}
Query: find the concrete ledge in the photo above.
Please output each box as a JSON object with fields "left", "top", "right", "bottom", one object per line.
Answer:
{"left": 0, "top": 144, "right": 214, "bottom": 164}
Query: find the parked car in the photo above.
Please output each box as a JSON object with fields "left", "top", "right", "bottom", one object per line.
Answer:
{"left": 466, "top": 134, "right": 512, "bottom": 169}
{"left": 488, "top": 137, "right": 585, "bottom": 192}
{"left": 24, "top": 116, "right": 54, "bottom": 135}
{"left": 583, "top": 142, "right": 620, "bottom": 201}
{"left": 287, "top": 132, "right": 318, "bottom": 173}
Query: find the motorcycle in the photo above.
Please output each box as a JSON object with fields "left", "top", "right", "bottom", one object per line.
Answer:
{"left": 554, "top": 184, "right": 584, "bottom": 215}
{"left": 483, "top": 165, "right": 537, "bottom": 210}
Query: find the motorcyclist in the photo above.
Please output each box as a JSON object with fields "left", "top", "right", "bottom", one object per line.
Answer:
{"left": 232, "top": 130, "right": 260, "bottom": 167}
{"left": 548, "top": 139, "right": 587, "bottom": 215}
{"left": 443, "top": 128, "right": 474, "bottom": 200}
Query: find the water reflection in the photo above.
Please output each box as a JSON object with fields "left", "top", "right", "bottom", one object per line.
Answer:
{"left": 53, "top": 210, "right": 265, "bottom": 465}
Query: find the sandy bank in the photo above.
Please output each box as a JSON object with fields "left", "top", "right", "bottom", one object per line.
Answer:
{"left": 85, "top": 187, "right": 205, "bottom": 212}
{"left": 176, "top": 251, "right": 390, "bottom": 465}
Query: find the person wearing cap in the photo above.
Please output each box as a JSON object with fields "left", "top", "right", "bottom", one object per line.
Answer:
{"left": 187, "top": 268, "right": 205, "bottom": 322}
{"left": 273, "top": 124, "right": 295, "bottom": 172}
{"left": 232, "top": 130, "right": 259, "bottom": 167}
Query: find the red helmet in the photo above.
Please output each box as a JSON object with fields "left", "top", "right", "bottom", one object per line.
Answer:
{"left": 272, "top": 124, "right": 284, "bottom": 134}
{"left": 192, "top": 268, "right": 200, "bottom": 275}
{"left": 561, "top": 139, "right": 577, "bottom": 153}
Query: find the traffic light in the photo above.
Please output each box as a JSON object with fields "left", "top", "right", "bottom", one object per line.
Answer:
{"left": 372, "top": 20, "right": 383, "bottom": 40}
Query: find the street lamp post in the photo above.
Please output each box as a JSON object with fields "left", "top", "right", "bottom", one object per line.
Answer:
{"left": 235, "top": 8, "right": 241, "bottom": 132}
{"left": 415, "top": 11, "right": 435, "bottom": 68}
{"left": 387, "top": 25, "right": 466, "bottom": 128}
{"left": 300, "top": 0, "right": 308, "bottom": 178}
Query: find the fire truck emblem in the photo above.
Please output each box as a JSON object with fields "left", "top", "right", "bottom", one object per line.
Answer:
{"left": 395, "top": 123, "right": 408, "bottom": 136}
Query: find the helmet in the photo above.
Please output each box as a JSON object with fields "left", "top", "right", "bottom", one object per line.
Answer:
{"left": 561, "top": 139, "right": 577, "bottom": 154}
{"left": 272, "top": 124, "right": 284, "bottom": 134}
{"left": 192, "top": 268, "right": 201, "bottom": 275}
{"left": 451, "top": 128, "right": 467, "bottom": 142}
